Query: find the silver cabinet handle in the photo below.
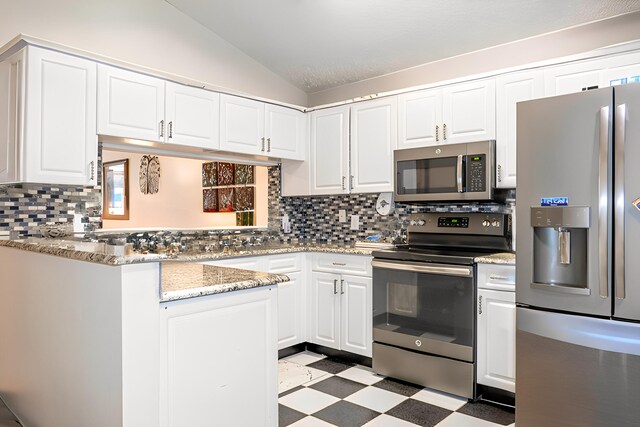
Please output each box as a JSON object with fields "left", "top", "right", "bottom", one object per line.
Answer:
{"left": 614, "top": 104, "right": 626, "bottom": 300}
{"left": 372, "top": 260, "right": 472, "bottom": 277}
{"left": 168, "top": 121, "right": 173, "bottom": 139}
{"left": 261, "top": 137, "right": 265, "bottom": 151}
{"left": 478, "top": 295, "right": 483, "bottom": 315}
{"left": 333, "top": 279, "right": 338, "bottom": 295}
{"left": 89, "top": 161, "right": 95, "bottom": 181}
{"left": 443, "top": 123, "right": 447, "bottom": 140}
{"left": 350, "top": 175, "right": 354, "bottom": 190}
{"left": 267, "top": 138, "right": 271, "bottom": 152}
{"left": 489, "top": 274, "right": 511, "bottom": 281}
{"left": 456, "top": 154, "right": 463, "bottom": 193}
{"left": 435, "top": 125, "right": 439, "bottom": 142}
{"left": 332, "top": 262, "right": 346, "bottom": 266}
{"left": 340, "top": 279, "right": 344, "bottom": 295}
{"left": 497, "top": 164, "right": 502, "bottom": 183}
{"left": 159, "top": 120, "right": 164, "bottom": 138}
{"left": 598, "top": 106, "right": 610, "bottom": 299}
{"left": 342, "top": 176, "right": 346, "bottom": 190}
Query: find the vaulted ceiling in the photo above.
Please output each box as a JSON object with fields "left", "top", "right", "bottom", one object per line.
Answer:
{"left": 165, "top": 0, "right": 640, "bottom": 93}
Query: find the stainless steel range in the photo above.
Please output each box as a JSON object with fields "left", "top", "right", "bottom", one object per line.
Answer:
{"left": 371, "top": 212, "right": 511, "bottom": 400}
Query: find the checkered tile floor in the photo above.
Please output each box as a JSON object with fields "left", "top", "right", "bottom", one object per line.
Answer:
{"left": 279, "top": 351, "right": 515, "bottom": 427}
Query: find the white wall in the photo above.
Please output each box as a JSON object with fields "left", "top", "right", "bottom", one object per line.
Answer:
{"left": 308, "top": 11, "right": 640, "bottom": 106}
{"left": 101, "top": 150, "right": 268, "bottom": 230}
{"left": 0, "top": 0, "right": 307, "bottom": 106}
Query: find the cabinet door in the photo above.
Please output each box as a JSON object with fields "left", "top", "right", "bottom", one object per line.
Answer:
{"left": 495, "top": 71, "right": 544, "bottom": 188}
{"left": 442, "top": 79, "right": 496, "bottom": 144}
{"left": 219, "top": 94, "right": 264, "bottom": 155}
{"left": 97, "top": 64, "right": 165, "bottom": 142}
{"left": 398, "top": 89, "right": 442, "bottom": 149}
{"left": 277, "top": 271, "right": 304, "bottom": 350}
{"left": 24, "top": 47, "right": 97, "bottom": 185}
{"left": 600, "top": 52, "right": 640, "bottom": 87}
{"left": 0, "top": 49, "right": 24, "bottom": 183}
{"left": 309, "top": 272, "right": 340, "bottom": 349}
{"left": 350, "top": 98, "right": 397, "bottom": 193}
{"left": 165, "top": 82, "right": 219, "bottom": 150}
{"left": 309, "top": 106, "right": 350, "bottom": 195}
{"left": 340, "top": 274, "right": 372, "bottom": 357}
{"left": 477, "top": 289, "right": 516, "bottom": 393}
{"left": 543, "top": 58, "right": 606, "bottom": 96}
{"left": 159, "top": 287, "right": 277, "bottom": 427}
{"left": 265, "top": 104, "right": 305, "bottom": 160}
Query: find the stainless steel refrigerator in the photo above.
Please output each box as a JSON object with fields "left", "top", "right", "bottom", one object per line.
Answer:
{"left": 516, "top": 84, "right": 640, "bottom": 427}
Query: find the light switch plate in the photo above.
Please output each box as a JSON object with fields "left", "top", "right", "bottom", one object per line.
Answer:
{"left": 339, "top": 210, "right": 347, "bottom": 223}
{"left": 350, "top": 214, "right": 360, "bottom": 230}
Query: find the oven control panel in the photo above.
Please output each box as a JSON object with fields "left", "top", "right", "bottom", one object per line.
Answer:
{"left": 408, "top": 212, "right": 509, "bottom": 236}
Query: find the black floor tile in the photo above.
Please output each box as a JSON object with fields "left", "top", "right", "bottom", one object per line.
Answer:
{"left": 457, "top": 401, "right": 515, "bottom": 426}
{"left": 279, "top": 385, "right": 304, "bottom": 398}
{"left": 279, "top": 404, "right": 306, "bottom": 427}
{"left": 309, "top": 376, "right": 366, "bottom": 399}
{"left": 373, "top": 377, "right": 422, "bottom": 397}
{"left": 313, "top": 400, "right": 380, "bottom": 427}
{"left": 386, "top": 398, "right": 452, "bottom": 427}
{"left": 307, "top": 356, "right": 354, "bottom": 374}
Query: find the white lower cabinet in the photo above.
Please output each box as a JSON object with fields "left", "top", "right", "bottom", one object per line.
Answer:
{"left": 159, "top": 286, "right": 277, "bottom": 427}
{"left": 477, "top": 264, "right": 516, "bottom": 393}
{"left": 309, "top": 254, "right": 373, "bottom": 357}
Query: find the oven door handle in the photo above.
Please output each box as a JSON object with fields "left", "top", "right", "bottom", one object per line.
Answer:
{"left": 372, "top": 260, "right": 473, "bottom": 277}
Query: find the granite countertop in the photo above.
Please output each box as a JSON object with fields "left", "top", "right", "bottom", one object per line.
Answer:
{"left": 160, "top": 262, "right": 290, "bottom": 302}
{"left": 0, "top": 239, "right": 374, "bottom": 266}
{"left": 474, "top": 252, "right": 516, "bottom": 265}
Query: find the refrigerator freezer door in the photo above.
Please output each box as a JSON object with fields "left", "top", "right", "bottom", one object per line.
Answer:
{"left": 516, "top": 308, "right": 640, "bottom": 427}
{"left": 614, "top": 83, "right": 640, "bottom": 322}
{"left": 516, "top": 88, "right": 613, "bottom": 316}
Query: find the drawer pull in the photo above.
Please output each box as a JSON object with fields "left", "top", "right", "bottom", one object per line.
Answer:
{"left": 489, "top": 274, "right": 511, "bottom": 281}
{"left": 332, "top": 262, "right": 346, "bottom": 266}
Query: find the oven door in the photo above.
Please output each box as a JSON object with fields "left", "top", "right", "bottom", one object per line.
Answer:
{"left": 372, "top": 259, "right": 475, "bottom": 362}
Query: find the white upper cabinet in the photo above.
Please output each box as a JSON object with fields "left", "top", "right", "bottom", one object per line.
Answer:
{"left": 398, "top": 89, "right": 442, "bottom": 149}
{"left": 165, "top": 82, "right": 220, "bottom": 150}
{"left": 599, "top": 51, "right": 640, "bottom": 87}
{"left": 543, "top": 58, "right": 605, "bottom": 96}
{"left": 495, "top": 70, "right": 544, "bottom": 189}
{"left": 0, "top": 47, "right": 97, "bottom": 186}
{"left": 265, "top": 104, "right": 305, "bottom": 160}
{"left": 220, "top": 94, "right": 305, "bottom": 160}
{"left": 310, "top": 106, "right": 350, "bottom": 195}
{"left": 97, "top": 64, "right": 165, "bottom": 142}
{"left": 219, "top": 94, "right": 264, "bottom": 155}
{"left": 350, "top": 97, "right": 397, "bottom": 193}
{"left": 442, "top": 79, "right": 496, "bottom": 144}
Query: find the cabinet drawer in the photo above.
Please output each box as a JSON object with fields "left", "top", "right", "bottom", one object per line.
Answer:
{"left": 312, "top": 253, "right": 372, "bottom": 277}
{"left": 477, "top": 263, "right": 515, "bottom": 291}
{"left": 264, "top": 253, "right": 303, "bottom": 273}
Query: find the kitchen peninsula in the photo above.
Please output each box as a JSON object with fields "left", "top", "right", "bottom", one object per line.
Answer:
{"left": 0, "top": 239, "right": 378, "bottom": 427}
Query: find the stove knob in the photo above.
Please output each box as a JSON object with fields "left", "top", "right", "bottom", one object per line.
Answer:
{"left": 492, "top": 220, "right": 500, "bottom": 227}
{"left": 417, "top": 220, "right": 425, "bottom": 226}
{"left": 410, "top": 220, "right": 417, "bottom": 226}
{"left": 482, "top": 220, "right": 490, "bottom": 227}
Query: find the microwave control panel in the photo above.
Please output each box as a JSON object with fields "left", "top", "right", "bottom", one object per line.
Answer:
{"left": 466, "top": 154, "right": 486, "bottom": 192}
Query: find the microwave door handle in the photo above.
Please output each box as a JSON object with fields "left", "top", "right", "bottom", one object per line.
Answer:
{"left": 456, "top": 155, "right": 463, "bottom": 192}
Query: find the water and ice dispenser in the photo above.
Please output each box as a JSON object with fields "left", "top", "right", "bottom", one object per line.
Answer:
{"left": 531, "top": 207, "right": 591, "bottom": 294}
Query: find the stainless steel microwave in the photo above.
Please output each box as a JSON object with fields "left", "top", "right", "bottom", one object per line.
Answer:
{"left": 394, "top": 140, "right": 495, "bottom": 202}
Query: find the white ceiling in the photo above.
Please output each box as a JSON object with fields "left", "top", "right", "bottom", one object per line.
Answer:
{"left": 165, "top": 0, "right": 640, "bottom": 93}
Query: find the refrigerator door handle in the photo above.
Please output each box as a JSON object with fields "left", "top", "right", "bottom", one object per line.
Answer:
{"left": 614, "top": 104, "right": 626, "bottom": 300}
{"left": 598, "top": 106, "right": 610, "bottom": 299}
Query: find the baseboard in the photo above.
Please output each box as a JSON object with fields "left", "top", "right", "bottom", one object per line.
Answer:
{"left": 477, "top": 384, "right": 516, "bottom": 409}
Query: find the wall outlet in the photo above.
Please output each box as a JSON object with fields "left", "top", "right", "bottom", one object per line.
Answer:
{"left": 350, "top": 214, "right": 360, "bottom": 230}
{"left": 339, "top": 210, "right": 347, "bottom": 223}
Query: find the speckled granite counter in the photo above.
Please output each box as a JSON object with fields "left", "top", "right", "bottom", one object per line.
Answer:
{"left": 0, "top": 239, "right": 374, "bottom": 266}
{"left": 474, "top": 252, "right": 516, "bottom": 265}
{"left": 160, "top": 262, "right": 290, "bottom": 302}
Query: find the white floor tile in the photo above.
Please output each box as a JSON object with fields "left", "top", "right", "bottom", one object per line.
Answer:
{"left": 412, "top": 388, "right": 467, "bottom": 411}
{"left": 284, "top": 351, "right": 327, "bottom": 366}
{"left": 363, "top": 414, "right": 421, "bottom": 427}
{"left": 336, "top": 365, "right": 384, "bottom": 385}
{"left": 289, "top": 416, "right": 337, "bottom": 426}
{"left": 279, "top": 360, "right": 328, "bottom": 393}
{"left": 344, "top": 386, "right": 408, "bottom": 413}
{"left": 434, "top": 412, "right": 503, "bottom": 427}
{"left": 279, "top": 387, "right": 340, "bottom": 415}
